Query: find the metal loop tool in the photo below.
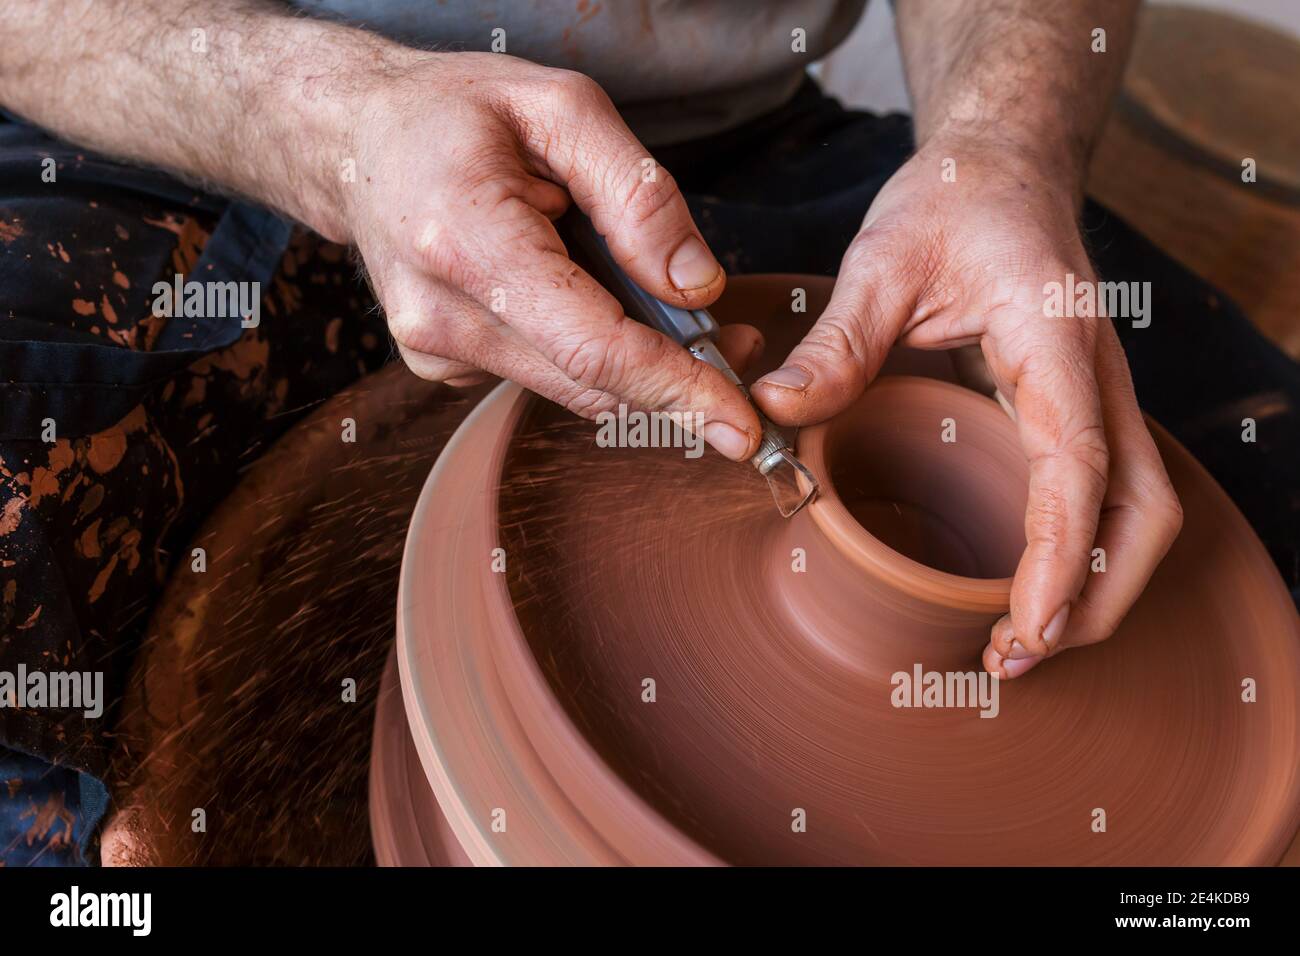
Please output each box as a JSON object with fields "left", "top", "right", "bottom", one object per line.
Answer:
{"left": 559, "top": 209, "right": 819, "bottom": 517}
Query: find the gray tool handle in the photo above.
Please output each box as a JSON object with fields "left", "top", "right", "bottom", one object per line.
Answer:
{"left": 557, "top": 208, "right": 720, "bottom": 348}
{"left": 556, "top": 210, "right": 818, "bottom": 516}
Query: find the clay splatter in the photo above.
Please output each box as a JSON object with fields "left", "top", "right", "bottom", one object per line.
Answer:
{"left": 0, "top": 217, "right": 23, "bottom": 245}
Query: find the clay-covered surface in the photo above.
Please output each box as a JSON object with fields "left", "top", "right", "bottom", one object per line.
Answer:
{"left": 394, "top": 275, "right": 1300, "bottom": 866}
{"left": 498, "top": 389, "right": 1300, "bottom": 863}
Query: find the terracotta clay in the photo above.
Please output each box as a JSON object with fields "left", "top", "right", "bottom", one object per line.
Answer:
{"left": 97, "top": 274, "right": 1298, "bottom": 866}
{"left": 379, "top": 275, "right": 1300, "bottom": 866}
{"left": 370, "top": 651, "right": 471, "bottom": 867}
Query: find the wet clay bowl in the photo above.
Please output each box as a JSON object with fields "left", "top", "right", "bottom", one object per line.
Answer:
{"left": 380, "top": 275, "right": 1300, "bottom": 866}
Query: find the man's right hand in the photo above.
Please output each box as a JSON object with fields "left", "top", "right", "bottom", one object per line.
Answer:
{"left": 320, "top": 51, "right": 762, "bottom": 460}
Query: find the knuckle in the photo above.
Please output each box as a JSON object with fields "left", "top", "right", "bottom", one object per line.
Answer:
{"left": 402, "top": 320, "right": 453, "bottom": 360}
{"left": 803, "top": 317, "right": 871, "bottom": 373}
{"left": 1029, "top": 335, "right": 1092, "bottom": 379}
{"left": 490, "top": 209, "right": 561, "bottom": 263}
{"left": 559, "top": 386, "right": 619, "bottom": 419}
{"left": 827, "top": 235, "right": 920, "bottom": 343}
{"left": 463, "top": 170, "right": 522, "bottom": 213}
{"left": 845, "top": 225, "right": 931, "bottom": 287}
{"left": 617, "top": 165, "right": 682, "bottom": 227}
{"left": 840, "top": 232, "right": 888, "bottom": 282}
{"left": 410, "top": 216, "right": 448, "bottom": 263}
{"left": 544, "top": 69, "right": 607, "bottom": 111}
{"left": 411, "top": 222, "right": 477, "bottom": 287}
{"left": 554, "top": 323, "right": 695, "bottom": 412}
{"left": 453, "top": 135, "right": 521, "bottom": 189}
{"left": 1025, "top": 484, "right": 1070, "bottom": 546}
{"left": 662, "top": 351, "right": 716, "bottom": 410}
{"left": 552, "top": 329, "right": 629, "bottom": 393}
{"left": 386, "top": 302, "right": 452, "bottom": 358}
{"left": 1067, "top": 424, "right": 1111, "bottom": 486}
{"left": 1151, "top": 485, "right": 1185, "bottom": 540}
{"left": 385, "top": 306, "right": 423, "bottom": 351}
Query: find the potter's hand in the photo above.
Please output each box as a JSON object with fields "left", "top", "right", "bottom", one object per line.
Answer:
{"left": 752, "top": 141, "right": 1183, "bottom": 677}
{"left": 0, "top": 3, "right": 761, "bottom": 455}
{"left": 336, "top": 53, "right": 762, "bottom": 461}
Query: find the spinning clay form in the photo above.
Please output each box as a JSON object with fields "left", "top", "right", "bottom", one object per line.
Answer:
{"left": 372, "top": 275, "right": 1300, "bottom": 866}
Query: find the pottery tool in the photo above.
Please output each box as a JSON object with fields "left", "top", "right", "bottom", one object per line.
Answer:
{"left": 558, "top": 209, "right": 818, "bottom": 517}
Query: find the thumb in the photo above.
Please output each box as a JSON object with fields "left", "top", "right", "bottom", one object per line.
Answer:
{"left": 524, "top": 72, "right": 724, "bottom": 307}
{"left": 753, "top": 233, "right": 919, "bottom": 426}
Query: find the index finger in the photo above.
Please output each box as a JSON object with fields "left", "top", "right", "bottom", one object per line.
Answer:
{"left": 1050, "top": 323, "right": 1182, "bottom": 650}
{"left": 1001, "top": 326, "right": 1110, "bottom": 656}
{"left": 448, "top": 198, "right": 762, "bottom": 460}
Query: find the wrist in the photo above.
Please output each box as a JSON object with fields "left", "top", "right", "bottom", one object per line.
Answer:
{"left": 258, "top": 20, "right": 418, "bottom": 243}
{"left": 916, "top": 122, "right": 1087, "bottom": 211}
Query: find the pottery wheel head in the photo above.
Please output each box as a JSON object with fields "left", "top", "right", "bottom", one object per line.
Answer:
{"left": 392, "top": 275, "right": 1300, "bottom": 867}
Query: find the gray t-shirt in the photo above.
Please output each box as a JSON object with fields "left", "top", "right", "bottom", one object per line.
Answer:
{"left": 289, "top": 0, "right": 867, "bottom": 144}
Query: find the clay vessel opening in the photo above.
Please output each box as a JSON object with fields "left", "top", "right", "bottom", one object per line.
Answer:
{"left": 800, "top": 377, "right": 1030, "bottom": 585}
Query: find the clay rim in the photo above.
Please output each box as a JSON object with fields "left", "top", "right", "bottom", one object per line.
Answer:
{"left": 396, "top": 382, "right": 721, "bottom": 864}
{"left": 796, "top": 376, "right": 1019, "bottom": 615}
{"left": 395, "top": 385, "right": 517, "bottom": 865}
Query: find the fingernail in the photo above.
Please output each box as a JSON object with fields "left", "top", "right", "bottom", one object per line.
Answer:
{"left": 1007, "top": 639, "right": 1037, "bottom": 660}
{"left": 756, "top": 365, "right": 812, "bottom": 391}
{"left": 701, "top": 421, "right": 751, "bottom": 461}
{"left": 1042, "top": 603, "right": 1070, "bottom": 651}
{"left": 667, "top": 235, "right": 721, "bottom": 291}
{"left": 990, "top": 613, "right": 1015, "bottom": 656}
{"left": 1002, "top": 656, "right": 1041, "bottom": 679}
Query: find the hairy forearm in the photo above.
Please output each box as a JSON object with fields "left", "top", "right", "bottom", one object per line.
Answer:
{"left": 0, "top": 0, "right": 400, "bottom": 240}
{"left": 895, "top": 0, "right": 1138, "bottom": 193}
